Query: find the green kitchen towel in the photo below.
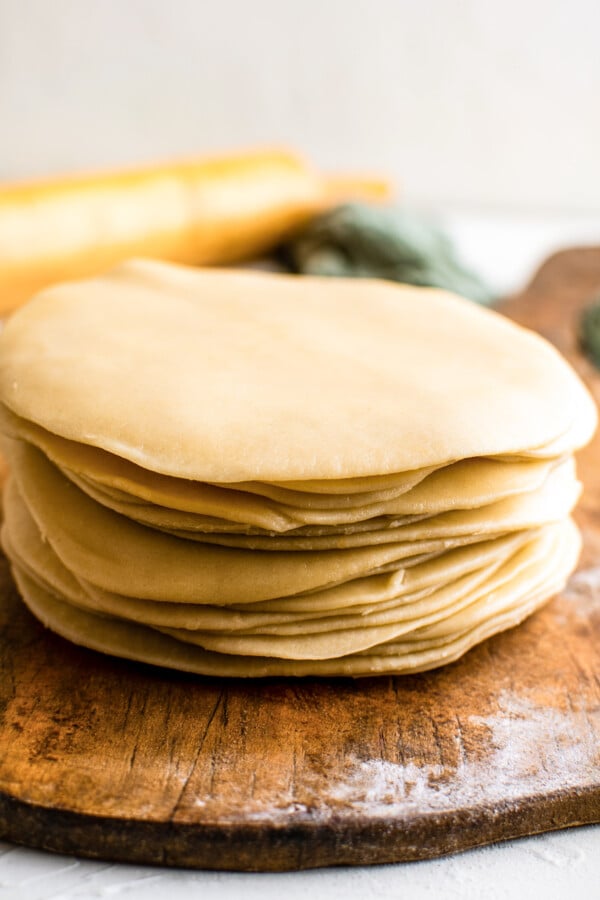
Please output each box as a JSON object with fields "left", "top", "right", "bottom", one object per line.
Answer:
{"left": 579, "top": 297, "right": 600, "bottom": 370}
{"left": 279, "top": 203, "right": 494, "bottom": 304}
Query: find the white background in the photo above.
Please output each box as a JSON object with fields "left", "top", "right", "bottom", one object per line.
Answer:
{"left": 1, "top": 0, "right": 600, "bottom": 214}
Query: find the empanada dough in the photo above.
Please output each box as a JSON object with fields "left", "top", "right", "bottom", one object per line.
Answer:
{"left": 0, "top": 262, "right": 593, "bottom": 676}
{"left": 0, "top": 261, "right": 595, "bottom": 482}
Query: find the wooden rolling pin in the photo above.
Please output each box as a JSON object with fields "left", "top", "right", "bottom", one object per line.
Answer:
{"left": 0, "top": 148, "right": 391, "bottom": 314}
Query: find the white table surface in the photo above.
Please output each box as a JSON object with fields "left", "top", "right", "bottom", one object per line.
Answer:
{"left": 2, "top": 213, "right": 600, "bottom": 900}
{"left": 1, "top": 827, "right": 599, "bottom": 900}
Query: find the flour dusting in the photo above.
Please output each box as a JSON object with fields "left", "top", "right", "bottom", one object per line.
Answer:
{"left": 318, "top": 691, "right": 600, "bottom": 817}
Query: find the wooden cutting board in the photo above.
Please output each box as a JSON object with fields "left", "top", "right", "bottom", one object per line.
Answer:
{"left": 1, "top": 248, "right": 599, "bottom": 871}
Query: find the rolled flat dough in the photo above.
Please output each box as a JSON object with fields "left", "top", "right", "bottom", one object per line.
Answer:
{"left": 0, "top": 261, "right": 595, "bottom": 482}
{"left": 0, "top": 262, "right": 593, "bottom": 676}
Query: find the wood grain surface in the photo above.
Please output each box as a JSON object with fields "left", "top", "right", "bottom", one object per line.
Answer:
{"left": 1, "top": 248, "right": 599, "bottom": 871}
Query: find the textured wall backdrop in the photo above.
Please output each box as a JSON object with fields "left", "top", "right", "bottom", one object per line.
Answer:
{"left": 1, "top": 0, "right": 599, "bottom": 212}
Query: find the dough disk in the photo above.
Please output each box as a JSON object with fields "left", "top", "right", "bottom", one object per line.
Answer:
{"left": 0, "top": 261, "right": 593, "bottom": 677}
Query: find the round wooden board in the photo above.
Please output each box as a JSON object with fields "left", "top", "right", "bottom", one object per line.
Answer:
{"left": 1, "top": 249, "right": 600, "bottom": 871}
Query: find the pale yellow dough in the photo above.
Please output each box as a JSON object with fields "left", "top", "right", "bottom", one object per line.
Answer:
{"left": 8, "top": 516, "right": 579, "bottom": 676}
{"left": 2, "top": 477, "right": 539, "bottom": 632}
{"left": 0, "top": 261, "right": 595, "bottom": 482}
{"left": 7, "top": 442, "right": 581, "bottom": 605}
{"left": 0, "top": 261, "right": 594, "bottom": 677}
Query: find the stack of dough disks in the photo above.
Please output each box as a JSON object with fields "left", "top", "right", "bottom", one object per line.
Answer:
{"left": 0, "top": 260, "right": 595, "bottom": 677}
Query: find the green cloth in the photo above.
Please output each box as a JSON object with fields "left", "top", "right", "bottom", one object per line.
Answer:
{"left": 279, "top": 203, "right": 494, "bottom": 304}
{"left": 579, "top": 297, "right": 600, "bottom": 370}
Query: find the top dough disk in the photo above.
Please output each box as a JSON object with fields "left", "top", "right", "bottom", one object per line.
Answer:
{"left": 0, "top": 259, "right": 595, "bottom": 483}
